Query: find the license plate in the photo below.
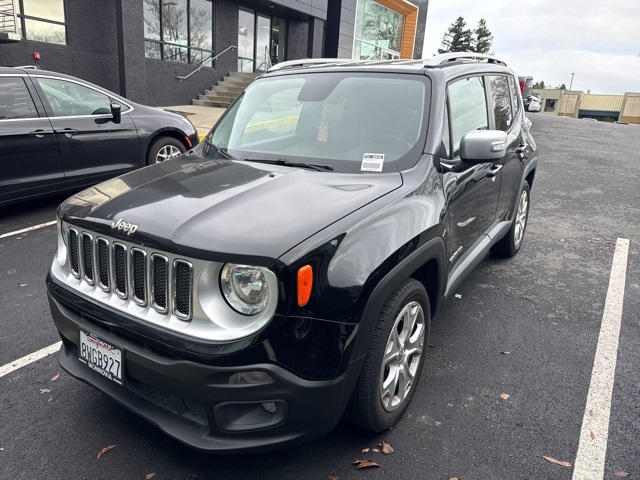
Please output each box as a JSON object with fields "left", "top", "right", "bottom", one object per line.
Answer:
{"left": 79, "top": 331, "right": 123, "bottom": 385}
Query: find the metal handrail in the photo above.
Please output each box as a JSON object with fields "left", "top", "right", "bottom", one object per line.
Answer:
{"left": 176, "top": 45, "right": 237, "bottom": 81}
{"left": 256, "top": 45, "right": 272, "bottom": 73}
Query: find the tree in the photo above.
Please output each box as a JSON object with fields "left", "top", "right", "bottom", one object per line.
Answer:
{"left": 558, "top": 83, "right": 567, "bottom": 90}
{"left": 473, "top": 19, "right": 493, "bottom": 54}
{"left": 438, "top": 17, "right": 473, "bottom": 54}
{"left": 532, "top": 81, "right": 546, "bottom": 89}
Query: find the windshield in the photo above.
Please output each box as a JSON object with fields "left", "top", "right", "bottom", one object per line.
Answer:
{"left": 206, "top": 72, "right": 429, "bottom": 173}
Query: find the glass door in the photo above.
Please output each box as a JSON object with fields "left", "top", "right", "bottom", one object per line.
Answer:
{"left": 238, "top": 8, "right": 255, "bottom": 73}
{"left": 255, "top": 15, "right": 271, "bottom": 72}
{"left": 237, "top": 9, "right": 286, "bottom": 72}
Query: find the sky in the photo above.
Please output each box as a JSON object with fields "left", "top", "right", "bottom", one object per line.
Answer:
{"left": 421, "top": 0, "right": 640, "bottom": 95}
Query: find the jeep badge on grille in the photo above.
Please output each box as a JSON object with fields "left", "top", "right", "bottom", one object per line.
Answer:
{"left": 111, "top": 218, "right": 139, "bottom": 235}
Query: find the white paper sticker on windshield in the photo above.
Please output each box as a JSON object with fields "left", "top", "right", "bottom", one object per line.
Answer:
{"left": 361, "top": 153, "right": 385, "bottom": 172}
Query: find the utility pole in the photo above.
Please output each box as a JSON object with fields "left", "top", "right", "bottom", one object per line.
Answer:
{"left": 563, "top": 72, "right": 575, "bottom": 117}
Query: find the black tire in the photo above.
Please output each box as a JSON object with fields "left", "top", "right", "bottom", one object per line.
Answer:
{"left": 347, "top": 278, "right": 431, "bottom": 431}
{"left": 491, "top": 182, "right": 531, "bottom": 258}
{"left": 146, "top": 137, "right": 186, "bottom": 165}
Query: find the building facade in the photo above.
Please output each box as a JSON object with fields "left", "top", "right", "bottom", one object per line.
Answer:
{"left": 534, "top": 88, "right": 640, "bottom": 124}
{"left": 0, "top": 0, "right": 428, "bottom": 106}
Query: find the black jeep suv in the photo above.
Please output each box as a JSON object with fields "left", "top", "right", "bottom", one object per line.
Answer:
{"left": 47, "top": 54, "right": 538, "bottom": 453}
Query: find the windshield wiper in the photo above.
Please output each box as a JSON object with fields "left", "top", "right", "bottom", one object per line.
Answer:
{"left": 204, "top": 138, "right": 235, "bottom": 160}
{"left": 245, "top": 158, "right": 334, "bottom": 172}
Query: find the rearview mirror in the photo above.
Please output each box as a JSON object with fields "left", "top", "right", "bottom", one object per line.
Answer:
{"left": 460, "top": 130, "right": 508, "bottom": 163}
{"left": 111, "top": 103, "right": 122, "bottom": 124}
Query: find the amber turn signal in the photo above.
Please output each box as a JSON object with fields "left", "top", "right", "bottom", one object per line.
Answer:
{"left": 297, "top": 265, "right": 313, "bottom": 307}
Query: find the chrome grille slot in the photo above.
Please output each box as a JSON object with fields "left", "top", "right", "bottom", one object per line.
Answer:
{"left": 97, "top": 238, "right": 110, "bottom": 290}
{"left": 61, "top": 224, "right": 203, "bottom": 329}
{"left": 68, "top": 228, "right": 80, "bottom": 277}
{"left": 131, "top": 248, "right": 147, "bottom": 305}
{"left": 113, "top": 243, "right": 128, "bottom": 298}
{"left": 81, "top": 232, "right": 94, "bottom": 284}
{"left": 174, "top": 260, "right": 193, "bottom": 320}
{"left": 151, "top": 254, "right": 168, "bottom": 313}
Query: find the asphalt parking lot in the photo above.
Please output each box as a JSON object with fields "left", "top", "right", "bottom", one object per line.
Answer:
{"left": 1, "top": 113, "right": 638, "bottom": 479}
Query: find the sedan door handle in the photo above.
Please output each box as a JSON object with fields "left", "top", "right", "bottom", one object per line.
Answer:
{"left": 29, "top": 129, "right": 55, "bottom": 138}
{"left": 486, "top": 164, "right": 503, "bottom": 178}
{"left": 55, "top": 128, "right": 79, "bottom": 137}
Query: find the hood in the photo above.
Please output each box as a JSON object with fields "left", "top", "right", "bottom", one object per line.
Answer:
{"left": 59, "top": 155, "right": 402, "bottom": 263}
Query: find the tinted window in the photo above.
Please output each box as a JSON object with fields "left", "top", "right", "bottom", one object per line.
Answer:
{"left": 448, "top": 76, "right": 488, "bottom": 157}
{"left": 0, "top": 77, "right": 39, "bottom": 119}
{"left": 508, "top": 75, "right": 521, "bottom": 115}
{"left": 37, "top": 78, "right": 112, "bottom": 117}
{"left": 488, "top": 75, "right": 513, "bottom": 131}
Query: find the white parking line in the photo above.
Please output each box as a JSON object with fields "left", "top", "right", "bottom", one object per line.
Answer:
{"left": 0, "top": 342, "right": 62, "bottom": 378}
{"left": 0, "top": 220, "right": 56, "bottom": 239}
{"left": 572, "top": 238, "right": 630, "bottom": 479}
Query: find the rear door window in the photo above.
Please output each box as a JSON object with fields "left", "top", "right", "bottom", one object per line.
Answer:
{"left": 0, "top": 77, "right": 39, "bottom": 119}
{"left": 487, "top": 75, "right": 514, "bottom": 131}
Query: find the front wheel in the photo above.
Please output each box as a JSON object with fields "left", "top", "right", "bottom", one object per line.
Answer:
{"left": 147, "top": 137, "right": 186, "bottom": 165}
{"left": 492, "top": 182, "right": 531, "bottom": 257}
{"left": 347, "top": 278, "right": 430, "bottom": 431}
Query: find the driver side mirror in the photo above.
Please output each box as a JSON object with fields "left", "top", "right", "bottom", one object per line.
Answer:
{"left": 460, "top": 130, "right": 508, "bottom": 163}
{"left": 111, "top": 103, "right": 122, "bottom": 124}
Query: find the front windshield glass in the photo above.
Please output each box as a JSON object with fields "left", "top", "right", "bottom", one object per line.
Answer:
{"left": 207, "top": 72, "right": 429, "bottom": 173}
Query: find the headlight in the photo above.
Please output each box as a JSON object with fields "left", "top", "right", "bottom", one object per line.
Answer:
{"left": 220, "top": 264, "right": 271, "bottom": 315}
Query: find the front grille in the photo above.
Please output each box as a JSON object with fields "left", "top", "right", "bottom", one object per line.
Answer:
{"left": 66, "top": 227, "right": 194, "bottom": 320}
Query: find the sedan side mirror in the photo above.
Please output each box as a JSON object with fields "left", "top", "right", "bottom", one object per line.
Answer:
{"left": 111, "top": 103, "right": 122, "bottom": 124}
{"left": 460, "top": 130, "right": 508, "bottom": 163}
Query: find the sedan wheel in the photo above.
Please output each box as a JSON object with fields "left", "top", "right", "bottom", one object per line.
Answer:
{"left": 147, "top": 137, "right": 187, "bottom": 165}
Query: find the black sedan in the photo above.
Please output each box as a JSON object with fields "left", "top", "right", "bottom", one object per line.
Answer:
{"left": 0, "top": 67, "right": 199, "bottom": 207}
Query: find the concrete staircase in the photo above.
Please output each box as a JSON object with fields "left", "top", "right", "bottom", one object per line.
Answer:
{"left": 192, "top": 72, "right": 260, "bottom": 108}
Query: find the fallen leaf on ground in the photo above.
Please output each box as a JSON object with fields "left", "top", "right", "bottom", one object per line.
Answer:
{"left": 588, "top": 409, "right": 593, "bottom": 417}
{"left": 0, "top": 447, "right": 4, "bottom": 451}
{"left": 51, "top": 373, "right": 60, "bottom": 381}
{"left": 361, "top": 448, "right": 369, "bottom": 453}
{"left": 47, "top": 397, "right": 53, "bottom": 402}
{"left": 500, "top": 393, "right": 510, "bottom": 400}
{"left": 501, "top": 351, "right": 511, "bottom": 355}
{"left": 543, "top": 456, "right": 572, "bottom": 467}
{"left": 380, "top": 441, "right": 394, "bottom": 455}
{"left": 329, "top": 476, "right": 339, "bottom": 480}
{"left": 97, "top": 445, "right": 117, "bottom": 459}
{"left": 590, "top": 431, "right": 595, "bottom": 440}
{"left": 484, "top": 393, "right": 493, "bottom": 397}
{"left": 353, "top": 460, "right": 380, "bottom": 469}
{"left": 450, "top": 478, "right": 459, "bottom": 480}
{"left": 372, "top": 448, "right": 380, "bottom": 453}
{"left": 19, "top": 283, "right": 28, "bottom": 287}
{"left": 454, "top": 294, "right": 462, "bottom": 299}
{"left": 145, "top": 473, "right": 156, "bottom": 479}
{"left": 614, "top": 472, "right": 629, "bottom": 477}
{"left": 428, "top": 343, "right": 435, "bottom": 348}
{"left": 39, "top": 388, "right": 51, "bottom": 394}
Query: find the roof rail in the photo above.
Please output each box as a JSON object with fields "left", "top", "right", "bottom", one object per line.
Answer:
{"left": 267, "top": 58, "right": 356, "bottom": 72}
{"left": 13, "top": 65, "right": 39, "bottom": 69}
{"left": 423, "top": 52, "right": 507, "bottom": 67}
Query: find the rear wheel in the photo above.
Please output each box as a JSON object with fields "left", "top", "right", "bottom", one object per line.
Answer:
{"left": 147, "top": 137, "right": 186, "bottom": 165}
{"left": 492, "top": 182, "right": 530, "bottom": 257}
{"left": 348, "top": 278, "right": 430, "bottom": 431}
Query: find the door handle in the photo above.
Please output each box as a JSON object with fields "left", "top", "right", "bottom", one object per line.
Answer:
{"left": 29, "top": 129, "right": 55, "bottom": 138}
{"left": 486, "top": 164, "right": 503, "bottom": 178}
{"left": 516, "top": 144, "right": 528, "bottom": 156}
{"left": 55, "top": 128, "right": 79, "bottom": 137}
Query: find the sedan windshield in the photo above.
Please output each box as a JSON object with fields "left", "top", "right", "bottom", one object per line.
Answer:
{"left": 207, "top": 72, "right": 429, "bottom": 173}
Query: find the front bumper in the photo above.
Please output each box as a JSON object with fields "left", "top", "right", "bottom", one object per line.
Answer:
{"left": 48, "top": 286, "right": 358, "bottom": 453}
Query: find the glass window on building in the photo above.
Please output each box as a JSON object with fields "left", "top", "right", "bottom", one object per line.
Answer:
{"left": 144, "top": 0, "right": 213, "bottom": 65}
{"left": 353, "top": 0, "right": 404, "bottom": 61}
{"left": 17, "top": 0, "right": 67, "bottom": 45}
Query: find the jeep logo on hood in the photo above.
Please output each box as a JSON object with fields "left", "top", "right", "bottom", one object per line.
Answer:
{"left": 111, "top": 218, "right": 139, "bottom": 235}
